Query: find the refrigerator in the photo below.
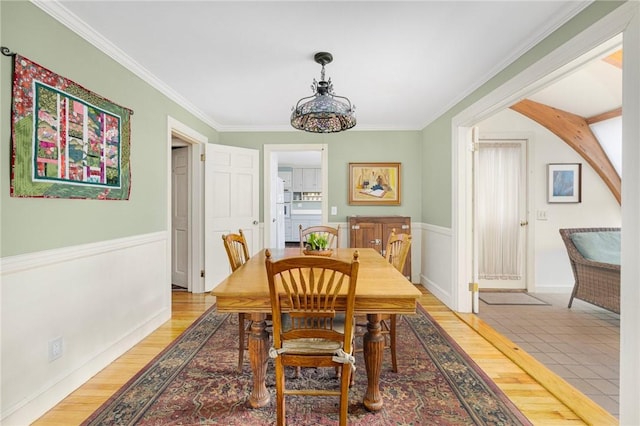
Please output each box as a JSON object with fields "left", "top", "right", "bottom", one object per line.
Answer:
{"left": 275, "top": 177, "right": 286, "bottom": 248}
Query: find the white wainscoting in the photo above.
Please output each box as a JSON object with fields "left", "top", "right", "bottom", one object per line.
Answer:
{"left": 314, "top": 221, "right": 454, "bottom": 308}
{"left": 1, "top": 232, "right": 170, "bottom": 426}
{"left": 418, "top": 223, "right": 454, "bottom": 309}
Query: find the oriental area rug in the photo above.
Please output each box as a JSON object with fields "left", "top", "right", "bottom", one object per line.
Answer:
{"left": 83, "top": 304, "right": 531, "bottom": 425}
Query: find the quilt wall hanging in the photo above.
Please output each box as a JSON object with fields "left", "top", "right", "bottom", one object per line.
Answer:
{"left": 3, "top": 47, "right": 133, "bottom": 200}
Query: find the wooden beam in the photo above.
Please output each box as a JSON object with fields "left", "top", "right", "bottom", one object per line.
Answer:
{"left": 510, "top": 99, "right": 620, "bottom": 204}
{"left": 586, "top": 107, "right": 622, "bottom": 125}
{"left": 603, "top": 49, "right": 622, "bottom": 69}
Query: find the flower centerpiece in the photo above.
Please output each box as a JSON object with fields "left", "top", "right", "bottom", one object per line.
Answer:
{"left": 303, "top": 233, "right": 333, "bottom": 256}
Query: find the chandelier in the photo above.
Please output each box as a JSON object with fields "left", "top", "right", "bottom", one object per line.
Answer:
{"left": 291, "top": 52, "right": 356, "bottom": 133}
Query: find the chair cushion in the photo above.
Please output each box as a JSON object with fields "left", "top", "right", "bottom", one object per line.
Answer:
{"left": 282, "top": 338, "right": 343, "bottom": 354}
{"left": 280, "top": 312, "right": 353, "bottom": 355}
{"left": 570, "top": 231, "right": 621, "bottom": 265}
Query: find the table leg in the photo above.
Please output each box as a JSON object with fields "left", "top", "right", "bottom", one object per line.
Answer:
{"left": 363, "top": 313, "right": 384, "bottom": 411}
{"left": 247, "top": 313, "right": 270, "bottom": 408}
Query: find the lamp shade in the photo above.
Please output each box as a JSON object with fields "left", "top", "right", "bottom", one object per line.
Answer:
{"left": 291, "top": 52, "right": 356, "bottom": 133}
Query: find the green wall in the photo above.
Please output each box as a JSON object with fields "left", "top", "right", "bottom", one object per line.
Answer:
{"left": 420, "top": 0, "right": 626, "bottom": 228}
{"left": 0, "top": 1, "right": 219, "bottom": 257}
{"left": 219, "top": 130, "right": 422, "bottom": 223}
{"left": 1, "top": 0, "right": 625, "bottom": 255}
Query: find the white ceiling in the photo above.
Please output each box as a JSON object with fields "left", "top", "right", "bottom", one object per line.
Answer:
{"left": 529, "top": 44, "right": 622, "bottom": 118}
{"left": 45, "top": 0, "right": 593, "bottom": 132}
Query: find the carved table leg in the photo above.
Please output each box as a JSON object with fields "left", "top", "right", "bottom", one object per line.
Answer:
{"left": 247, "top": 312, "right": 270, "bottom": 408}
{"left": 363, "top": 313, "right": 384, "bottom": 411}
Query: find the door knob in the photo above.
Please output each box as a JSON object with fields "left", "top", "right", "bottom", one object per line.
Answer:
{"left": 253, "top": 220, "right": 259, "bottom": 225}
{"left": 520, "top": 221, "right": 528, "bottom": 227}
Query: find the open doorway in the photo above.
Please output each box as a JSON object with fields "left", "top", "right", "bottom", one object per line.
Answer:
{"left": 450, "top": 4, "right": 639, "bottom": 421}
{"left": 263, "top": 144, "right": 328, "bottom": 249}
{"left": 167, "top": 117, "right": 208, "bottom": 294}
{"left": 452, "top": 24, "right": 628, "bottom": 314}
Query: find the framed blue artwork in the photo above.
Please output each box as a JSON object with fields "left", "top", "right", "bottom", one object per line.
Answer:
{"left": 548, "top": 163, "right": 581, "bottom": 203}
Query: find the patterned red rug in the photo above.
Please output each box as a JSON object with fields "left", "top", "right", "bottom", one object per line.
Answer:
{"left": 83, "top": 304, "right": 531, "bottom": 425}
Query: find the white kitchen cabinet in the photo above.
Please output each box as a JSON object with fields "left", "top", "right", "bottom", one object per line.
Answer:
{"left": 302, "top": 168, "right": 321, "bottom": 192}
{"left": 315, "top": 168, "right": 322, "bottom": 192}
{"left": 292, "top": 168, "right": 321, "bottom": 193}
{"left": 290, "top": 214, "right": 322, "bottom": 243}
{"left": 292, "top": 168, "right": 303, "bottom": 192}
{"left": 284, "top": 218, "right": 292, "bottom": 241}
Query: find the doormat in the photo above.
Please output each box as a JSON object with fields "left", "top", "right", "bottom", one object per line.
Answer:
{"left": 479, "top": 292, "right": 549, "bottom": 305}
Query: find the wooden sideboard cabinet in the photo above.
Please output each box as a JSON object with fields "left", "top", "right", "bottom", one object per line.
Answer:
{"left": 348, "top": 216, "right": 411, "bottom": 279}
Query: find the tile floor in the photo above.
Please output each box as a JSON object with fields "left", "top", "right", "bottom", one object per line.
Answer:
{"left": 477, "top": 292, "right": 620, "bottom": 417}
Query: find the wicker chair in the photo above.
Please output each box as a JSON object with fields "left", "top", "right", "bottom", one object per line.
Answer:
{"left": 559, "top": 228, "right": 620, "bottom": 314}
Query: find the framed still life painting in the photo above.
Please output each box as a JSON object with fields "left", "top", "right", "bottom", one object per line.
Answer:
{"left": 548, "top": 163, "right": 582, "bottom": 203}
{"left": 348, "top": 162, "right": 401, "bottom": 205}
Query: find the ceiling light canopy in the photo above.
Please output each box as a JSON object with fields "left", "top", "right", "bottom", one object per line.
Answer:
{"left": 291, "top": 52, "right": 356, "bottom": 133}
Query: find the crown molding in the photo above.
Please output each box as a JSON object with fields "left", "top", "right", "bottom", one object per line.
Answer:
{"left": 419, "top": 1, "right": 592, "bottom": 130}
{"left": 31, "top": 0, "right": 222, "bottom": 131}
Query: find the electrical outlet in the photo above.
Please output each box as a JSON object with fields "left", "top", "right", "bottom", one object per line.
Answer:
{"left": 48, "top": 337, "right": 63, "bottom": 362}
{"left": 331, "top": 206, "right": 337, "bottom": 215}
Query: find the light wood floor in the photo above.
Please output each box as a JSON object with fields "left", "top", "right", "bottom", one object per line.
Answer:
{"left": 33, "top": 287, "right": 617, "bottom": 425}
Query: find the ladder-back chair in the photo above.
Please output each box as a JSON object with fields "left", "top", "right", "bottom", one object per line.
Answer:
{"left": 382, "top": 230, "right": 412, "bottom": 372}
{"left": 355, "top": 229, "right": 412, "bottom": 373}
{"left": 299, "top": 225, "right": 340, "bottom": 249}
{"left": 265, "top": 249, "right": 360, "bottom": 426}
{"left": 222, "top": 229, "right": 259, "bottom": 372}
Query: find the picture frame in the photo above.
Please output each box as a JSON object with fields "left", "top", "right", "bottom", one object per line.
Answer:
{"left": 547, "top": 163, "right": 582, "bottom": 203}
{"left": 348, "top": 162, "right": 401, "bottom": 205}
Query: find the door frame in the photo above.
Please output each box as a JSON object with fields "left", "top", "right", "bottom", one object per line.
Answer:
{"left": 451, "top": 4, "right": 635, "bottom": 313}
{"left": 167, "top": 116, "right": 208, "bottom": 293}
{"left": 263, "top": 144, "right": 328, "bottom": 249}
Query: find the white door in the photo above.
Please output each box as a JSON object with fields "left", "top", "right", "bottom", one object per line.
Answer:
{"left": 171, "top": 147, "right": 189, "bottom": 288}
{"left": 204, "top": 144, "right": 259, "bottom": 292}
{"left": 475, "top": 138, "right": 528, "bottom": 290}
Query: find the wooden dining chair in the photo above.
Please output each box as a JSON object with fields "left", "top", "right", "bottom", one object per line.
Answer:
{"left": 355, "top": 229, "right": 412, "bottom": 373}
{"left": 265, "top": 249, "right": 360, "bottom": 426}
{"left": 299, "top": 225, "right": 340, "bottom": 249}
{"left": 382, "top": 230, "right": 412, "bottom": 372}
{"left": 222, "top": 229, "right": 261, "bottom": 372}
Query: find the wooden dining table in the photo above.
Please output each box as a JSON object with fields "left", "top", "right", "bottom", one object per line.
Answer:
{"left": 211, "top": 247, "right": 421, "bottom": 411}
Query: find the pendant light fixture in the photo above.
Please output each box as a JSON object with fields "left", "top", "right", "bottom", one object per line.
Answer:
{"left": 290, "top": 52, "right": 356, "bottom": 133}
